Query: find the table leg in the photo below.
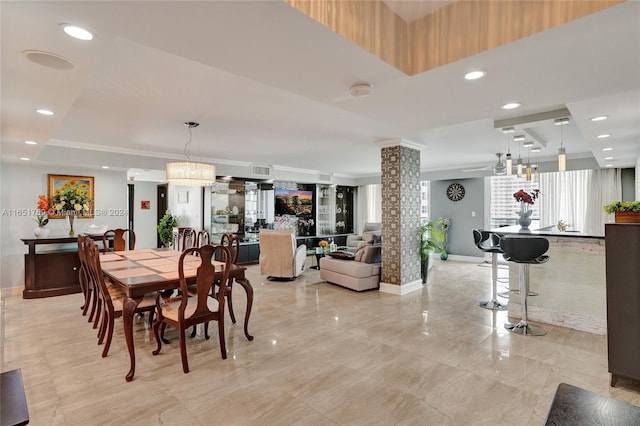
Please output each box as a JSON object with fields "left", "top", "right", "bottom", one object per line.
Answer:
{"left": 234, "top": 278, "right": 254, "bottom": 341}
{"left": 122, "top": 296, "right": 143, "bottom": 382}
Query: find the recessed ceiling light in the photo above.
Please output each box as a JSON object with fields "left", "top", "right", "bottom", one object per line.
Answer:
{"left": 605, "top": 164, "right": 614, "bottom": 167}
{"left": 513, "top": 135, "right": 525, "bottom": 142}
{"left": 501, "top": 127, "right": 515, "bottom": 134}
{"left": 20, "top": 157, "right": 30, "bottom": 161}
{"left": 590, "top": 116, "right": 608, "bottom": 122}
{"left": 604, "top": 156, "right": 614, "bottom": 160}
{"left": 36, "top": 109, "right": 54, "bottom": 116}
{"left": 501, "top": 102, "right": 521, "bottom": 110}
{"left": 602, "top": 147, "right": 613, "bottom": 151}
{"left": 464, "top": 70, "right": 486, "bottom": 80}
{"left": 24, "top": 140, "right": 37, "bottom": 145}
{"left": 597, "top": 134, "right": 611, "bottom": 139}
{"left": 24, "top": 50, "right": 75, "bottom": 70}
{"left": 101, "top": 166, "right": 110, "bottom": 169}
{"left": 531, "top": 147, "right": 541, "bottom": 153}
{"left": 349, "top": 82, "right": 373, "bottom": 97}
{"left": 62, "top": 24, "right": 93, "bottom": 41}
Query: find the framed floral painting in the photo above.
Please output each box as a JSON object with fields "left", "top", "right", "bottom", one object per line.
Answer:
{"left": 48, "top": 174, "right": 94, "bottom": 218}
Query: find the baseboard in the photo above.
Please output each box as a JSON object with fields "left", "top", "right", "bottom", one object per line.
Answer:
{"left": 379, "top": 279, "right": 422, "bottom": 295}
{"left": 445, "top": 255, "right": 484, "bottom": 263}
{"left": 0, "top": 286, "right": 23, "bottom": 298}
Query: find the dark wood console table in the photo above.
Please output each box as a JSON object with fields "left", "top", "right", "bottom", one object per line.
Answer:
{"left": 21, "top": 235, "right": 107, "bottom": 299}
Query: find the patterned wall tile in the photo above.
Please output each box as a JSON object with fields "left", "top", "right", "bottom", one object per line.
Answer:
{"left": 381, "top": 145, "right": 421, "bottom": 286}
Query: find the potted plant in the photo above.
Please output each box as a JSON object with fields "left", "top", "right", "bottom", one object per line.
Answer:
{"left": 33, "top": 195, "right": 50, "bottom": 237}
{"left": 604, "top": 201, "right": 640, "bottom": 223}
{"left": 419, "top": 220, "right": 445, "bottom": 284}
{"left": 157, "top": 210, "right": 178, "bottom": 247}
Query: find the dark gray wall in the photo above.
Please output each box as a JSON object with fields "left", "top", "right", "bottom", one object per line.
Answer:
{"left": 430, "top": 178, "right": 485, "bottom": 257}
{"left": 622, "top": 168, "right": 635, "bottom": 201}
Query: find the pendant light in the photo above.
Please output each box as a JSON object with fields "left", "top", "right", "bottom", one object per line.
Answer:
{"left": 166, "top": 122, "right": 216, "bottom": 186}
{"left": 525, "top": 144, "right": 532, "bottom": 181}
{"left": 555, "top": 118, "right": 569, "bottom": 171}
{"left": 506, "top": 134, "right": 513, "bottom": 176}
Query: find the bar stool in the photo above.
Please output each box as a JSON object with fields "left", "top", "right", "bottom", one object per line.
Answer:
{"left": 500, "top": 236, "right": 549, "bottom": 336}
{"left": 473, "top": 229, "right": 507, "bottom": 311}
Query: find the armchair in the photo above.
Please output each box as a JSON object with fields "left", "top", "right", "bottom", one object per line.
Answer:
{"left": 258, "top": 229, "right": 307, "bottom": 280}
{"left": 346, "top": 222, "right": 382, "bottom": 248}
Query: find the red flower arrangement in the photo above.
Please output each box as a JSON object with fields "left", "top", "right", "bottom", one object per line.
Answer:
{"left": 34, "top": 195, "right": 50, "bottom": 227}
{"left": 513, "top": 189, "right": 540, "bottom": 205}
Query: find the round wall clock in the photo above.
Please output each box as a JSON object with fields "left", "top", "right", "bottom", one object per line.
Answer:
{"left": 446, "top": 183, "right": 465, "bottom": 202}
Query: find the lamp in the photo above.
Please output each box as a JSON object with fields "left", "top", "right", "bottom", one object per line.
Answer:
{"left": 555, "top": 118, "right": 569, "bottom": 171}
{"left": 493, "top": 153, "right": 506, "bottom": 175}
{"left": 525, "top": 146, "right": 532, "bottom": 181}
{"left": 166, "top": 122, "right": 216, "bottom": 186}
{"left": 505, "top": 134, "right": 513, "bottom": 176}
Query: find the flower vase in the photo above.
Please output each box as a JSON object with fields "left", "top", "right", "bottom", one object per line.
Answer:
{"left": 68, "top": 213, "right": 76, "bottom": 236}
{"left": 516, "top": 203, "right": 533, "bottom": 230}
{"left": 33, "top": 226, "right": 50, "bottom": 238}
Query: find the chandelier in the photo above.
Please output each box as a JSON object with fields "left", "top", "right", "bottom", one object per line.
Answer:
{"left": 166, "top": 122, "right": 216, "bottom": 186}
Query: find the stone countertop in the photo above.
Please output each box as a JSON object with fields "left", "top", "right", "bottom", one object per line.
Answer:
{"left": 491, "top": 224, "right": 604, "bottom": 239}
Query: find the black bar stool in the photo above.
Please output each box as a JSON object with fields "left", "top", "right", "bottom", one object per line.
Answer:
{"left": 473, "top": 229, "right": 507, "bottom": 311}
{"left": 500, "top": 236, "right": 549, "bottom": 336}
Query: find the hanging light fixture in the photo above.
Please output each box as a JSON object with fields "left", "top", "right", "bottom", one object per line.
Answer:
{"left": 166, "top": 122, "right": 216, "bottom": 186}
{"left": 525, "top": 144, "right": 532, "bottom": 181}
{"left": 555, "top": 118, "right": 569, "bottom": 171}
{"left": 493, "top": 153, "right": 506, "bottom": 175}
{"left": 506, "top": 134, "right": 513, "bottom": 176}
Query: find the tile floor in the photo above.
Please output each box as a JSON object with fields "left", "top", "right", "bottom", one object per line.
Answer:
{"left": 2, "top": 259, "right": 639, "bottom": 425}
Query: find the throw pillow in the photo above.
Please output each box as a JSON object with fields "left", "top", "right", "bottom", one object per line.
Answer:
{"left": 362, "top": 231, "right": 376, "bottom": 243}
{"left": 327, "top": 251, "right": 355, "bottom": 260}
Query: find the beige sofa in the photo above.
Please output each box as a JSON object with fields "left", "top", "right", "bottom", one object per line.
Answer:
{"left": 319, "top": 244, "right": 381, "bottom": 291}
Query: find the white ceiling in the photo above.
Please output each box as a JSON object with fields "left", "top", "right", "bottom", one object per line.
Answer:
{"left": 2, "top": 1, "right": 639, "bottom": 180}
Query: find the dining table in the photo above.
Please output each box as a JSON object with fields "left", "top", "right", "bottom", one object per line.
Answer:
{"left": 99, "top": 248, "right": 254, "bottom": 382}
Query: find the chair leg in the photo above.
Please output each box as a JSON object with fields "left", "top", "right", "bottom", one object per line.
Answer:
{"left": 88, "top": 290, "right": 98, "bottom": 322}
{"left": 147, "top": 311, "right": 154, "bottom": 330}
{"left": 479, "top": 253, "right": 508, "bottom": 311}
{"left": 97, "top": 310, "right": 107, "bottom": 344}
{"left": 82, "top": 287, "right": 93, "bottom": 316}
{"left": 93, "top": 299, "right": 102, "bottom": 329}
{"left": 204, "top": 322, "right": 210, "bottom": 340}
{"left": 218, "top": 320, "right": 227, "bottom": 360}
{"left": 101, "top": 313, "right": 115, "bottom": 357}
{"left": 178, "top": 328, "right": 189, "bottom": 373}
{"left": 227, "top": 282, "right": 236, "bottom": 324}
{"left": 152, "top": 319, "right": 163, "bottom": 355}
{"left": 504, "top": 264, "right": 546, "bottom": 336}
{"left": 190, "top": 325, "right": 197, "bottom": 338}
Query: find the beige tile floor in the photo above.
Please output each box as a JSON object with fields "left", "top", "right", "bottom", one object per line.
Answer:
{"left": 2, "top": 259, "right": 639, "bottom": 425}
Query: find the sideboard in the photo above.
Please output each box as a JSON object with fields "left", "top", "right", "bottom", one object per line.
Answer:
{"left": 21, "top": 235, "right": 107, "bottom": 299}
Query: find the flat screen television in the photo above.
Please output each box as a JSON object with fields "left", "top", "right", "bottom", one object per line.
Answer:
{"left": 274, "top": 188, "right": 313, "bottom": 216}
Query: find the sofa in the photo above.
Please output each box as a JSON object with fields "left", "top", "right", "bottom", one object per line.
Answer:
{"left": 346, "top": 222, "right": 382, "bottom": 248}
{"left": 319, "top": 243, "right": 381, "bottom": 291}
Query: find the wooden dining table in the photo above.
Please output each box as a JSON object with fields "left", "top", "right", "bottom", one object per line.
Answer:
{"left": 99, "top": 248, "right": 254, "bottom": 382}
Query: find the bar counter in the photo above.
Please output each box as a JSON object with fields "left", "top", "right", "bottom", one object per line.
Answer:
{"left": 492, "top": 225, "right": 606, "bottom": 334}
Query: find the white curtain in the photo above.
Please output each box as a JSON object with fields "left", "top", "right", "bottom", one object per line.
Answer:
{"left": 585, "top": 168, "right": 622, "bottom": 235}
{"left": 355, "top": 184, "right": 381, "bottom": 235}
{"left": 540, "top": 169, "right": 621, "bottom": 236}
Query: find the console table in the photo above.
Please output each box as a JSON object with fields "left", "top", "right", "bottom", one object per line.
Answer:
{"left": 21, "top": 235, "right": 107, "bottom": 299}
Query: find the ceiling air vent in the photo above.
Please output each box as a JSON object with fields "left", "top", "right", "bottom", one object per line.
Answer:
{"left": 318, "top": 173, "right": 333, "bottom": 183}
{"left": 251, "top": 164, "right": 272, "bottom": 177}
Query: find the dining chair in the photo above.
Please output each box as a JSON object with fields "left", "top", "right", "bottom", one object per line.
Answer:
{"left": 197, "top": 230, "right": 210, "bottom": 247}
{"left": 220, "top": 233, "right": 240, "bottom": 323}
{"left": 84, "top": 239, "right": 156, "bottom": 357}
{"left": 102, "top": 228, "right": 136, "bottom": 252}
{"left": 77, "top": 236, "right": 96, "bottom": 319}
{"left": 180, "top": 228, "right": 196, "bottom": 251}
{"left": 152, "top": 244, "right": 231, "bottom": 373}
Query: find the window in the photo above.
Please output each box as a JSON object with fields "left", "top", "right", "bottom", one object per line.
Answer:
{"left": 489, "top": 176, "right": 539, "bottom": 228}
